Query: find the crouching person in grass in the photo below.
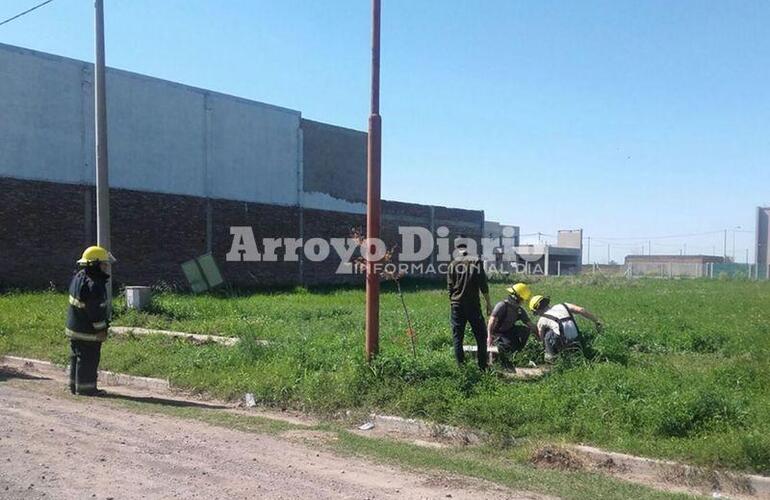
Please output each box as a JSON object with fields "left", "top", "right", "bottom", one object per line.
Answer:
{"left": 65, "top": 246, "right": 115, "bottom": 396}
{"left": 529, "top": 295, "right": 602, "bottom": 363}
{"left": 486, "top": 283, "right": 536, "bottom": 370}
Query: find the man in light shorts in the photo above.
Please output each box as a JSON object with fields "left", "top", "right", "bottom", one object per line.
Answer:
{"left": 528, "top": 295, "right": 603, "bottom": 362}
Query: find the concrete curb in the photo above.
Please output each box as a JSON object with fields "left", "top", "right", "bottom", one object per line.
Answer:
{"left": 368, "top": 414, "right": 485, "bottom": 446}
{"left": 366, "top": 413, "right": 770, "bottom": 497}
{"left": 109, "top": 326, "right": 242, "bottom": 346}
{"left": 572, "top": 444, "right": 770, "bottom": 498}
{"left": 1, "top": 355, "right": 170, "bottom": 393}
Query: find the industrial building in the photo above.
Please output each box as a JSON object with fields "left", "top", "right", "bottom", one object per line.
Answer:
{"left": 481, "top": 221, "right": 519, "bottom": 272}
{"left": 478, "top": 226, "right": 583, "bottom": 276}
{"left": 0, "top": 43, "right": 484, "bottom": 289}
{"left": 512, "top": 230, "right": 583, "bottom": 276}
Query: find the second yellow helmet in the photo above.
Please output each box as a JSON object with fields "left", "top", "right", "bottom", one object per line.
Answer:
{"left": 529, "top": 294, "right": 549, "bottom": 312}
{"left": 506, "top": 282, "right": 532, "bottom": 302}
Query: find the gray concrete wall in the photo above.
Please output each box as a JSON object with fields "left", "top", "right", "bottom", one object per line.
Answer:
{"left": 208, "top": 93, "right": 300, "bottom": 205}
{"left": 300, "top": 118, "right": 367, "bottom": 205}
{"left": 0, "top": 44, "right": 90, "bottom": 184}
{"left": 106, "top": 69, "right": 207, "bottom": 197}
{"left": 0, "top": 43, "right": 301, "bottom": 206}
{"left": 483, "top": 221, "right": 520, "bottom": 245}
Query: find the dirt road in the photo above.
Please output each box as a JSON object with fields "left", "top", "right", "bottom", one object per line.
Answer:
{"left": 0, "top": 369, "right": 535, "bottom": 500}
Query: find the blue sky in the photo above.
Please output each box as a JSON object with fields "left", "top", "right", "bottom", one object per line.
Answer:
{"left": 1, "top": 0, "right": 766, "bottom": 262}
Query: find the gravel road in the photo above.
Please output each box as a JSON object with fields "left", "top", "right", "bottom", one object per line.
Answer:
{"left": 0, "top": 368, "right": 539, "bottom": 499}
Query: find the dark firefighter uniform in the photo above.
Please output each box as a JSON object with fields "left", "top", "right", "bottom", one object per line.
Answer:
{"left": 66, "top": 266, "right": 109, "bottom": 395}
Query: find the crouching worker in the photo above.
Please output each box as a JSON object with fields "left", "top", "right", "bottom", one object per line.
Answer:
{"left": 529, "top": 295, "right": 602, "bottom": 363}
{"left": 65, "top": 246, "right": 115, "bottom": 396}
{"left": 487, "top": 283, "right": 536, "bottom": 370}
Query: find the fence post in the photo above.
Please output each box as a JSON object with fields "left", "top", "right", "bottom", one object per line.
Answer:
{"left": 557, "top": 261, "right": 561, "bottom": 276}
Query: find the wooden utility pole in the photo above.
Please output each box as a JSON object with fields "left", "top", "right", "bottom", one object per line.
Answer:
{"left": 365, "top": 0, "right": 382, "bottom": 361}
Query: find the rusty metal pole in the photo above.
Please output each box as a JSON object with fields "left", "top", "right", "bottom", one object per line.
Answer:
{"left": 365, "top": 0, "right": 382, "bottom": 361}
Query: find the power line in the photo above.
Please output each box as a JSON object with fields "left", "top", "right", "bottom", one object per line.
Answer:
{"left": 0, "top": 0, "right": 55, "bottom": 28}
{"left": 587, "top": 230, "right": 725, "bottom": 242}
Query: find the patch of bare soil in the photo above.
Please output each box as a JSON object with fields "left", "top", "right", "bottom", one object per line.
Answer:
{"left": 592, "top": 457, "right": 629, "bottom": 474}
{"left": 530, "top": 446, "right": 586, "bottom": 472}
{"left": 280, "top": 429, "right": 338, "bottom": 444}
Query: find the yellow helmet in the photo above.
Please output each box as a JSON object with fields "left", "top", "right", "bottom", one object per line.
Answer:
{"left": 506, "top": 282, "right": 532, "bottom": 302}
{"left": 77, "top": 246, "right": 116, "bottom": 265}
{"left": 529, "top": 294, "right": 548, "bottom": 312}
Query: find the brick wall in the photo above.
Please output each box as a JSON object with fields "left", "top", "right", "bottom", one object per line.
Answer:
{"left": 302, "top": 207, "right": 365, "bottom": 285}
{"left": 212, "top": 199, "right": 300, "bottom": 287}
{"left": 111, "top": 189, "right": 207, "bottom": 286}
{"left": 0, "top": 177, "right": 485, "bottom": 290}
{"left": 0, "top": 177, "right": 89, "bottom": 288}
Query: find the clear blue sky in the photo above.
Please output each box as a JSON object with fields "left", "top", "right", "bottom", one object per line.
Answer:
{"left": 1, "top": 0, "right": 766, "bottom": 262}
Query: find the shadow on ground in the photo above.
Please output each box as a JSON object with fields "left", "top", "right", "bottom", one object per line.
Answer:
{"left": 0, "top": 367, "right": 52, "bottom": 382}
{"left": 98, "top": 392, "right": 229, "bottom": 410}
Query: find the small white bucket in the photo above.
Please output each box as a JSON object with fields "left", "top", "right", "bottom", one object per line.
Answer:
{"left": 125, "top": 286, "right": 152, "bottom": 311}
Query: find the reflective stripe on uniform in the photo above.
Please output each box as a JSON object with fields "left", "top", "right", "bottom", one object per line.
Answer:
{"left": 64, "top": 328, "right": 107, "bottom": 342}
{"left": 92, "top": 321, "right": 107, "bottom": 330}
{"left": 68, "top": 295, "right": 86, "bottom": 308}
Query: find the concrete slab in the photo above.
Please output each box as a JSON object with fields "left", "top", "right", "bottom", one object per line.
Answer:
{"left": 572, "top": 445, "right": 770, "bottom": 498}
{"left": 110, "top": 326, "right": 256, "bottom": 347}
{"left": 367, "top": 414, "right": 485, "bottom": 446}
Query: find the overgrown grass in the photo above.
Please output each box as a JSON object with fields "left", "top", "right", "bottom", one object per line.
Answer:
{"left": 1, "top": 277, "right": 769, "bottom": 474}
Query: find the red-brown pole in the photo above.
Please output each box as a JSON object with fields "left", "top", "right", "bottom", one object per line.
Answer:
{"left": 365, "top": 0, "right": 382, "bottom": 362}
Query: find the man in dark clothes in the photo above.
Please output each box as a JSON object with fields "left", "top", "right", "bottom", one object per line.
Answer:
{"left": 65, "top": 245, "right": 115, "bottom": 396}
{"left": 447, "top": 238, "right": 492, "bottom": 370}
{"left": 487, "top": 283, "right": 535, "bottom": 370}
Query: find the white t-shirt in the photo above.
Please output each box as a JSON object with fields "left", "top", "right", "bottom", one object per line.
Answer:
{"left": 537, "top": 303, "right": 579, "bottom": 341}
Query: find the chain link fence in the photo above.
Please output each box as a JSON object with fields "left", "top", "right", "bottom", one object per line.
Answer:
{"left": 622, "top": 262, "right": 763, "bottom": 279}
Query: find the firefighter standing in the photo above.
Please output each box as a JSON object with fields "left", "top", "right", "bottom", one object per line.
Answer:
{"left": 66, "top": 246, "right": 114, "bottom": 395}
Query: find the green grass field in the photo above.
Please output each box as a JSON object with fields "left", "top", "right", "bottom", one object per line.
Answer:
{"left": 1, "top": 276, "right": 769, "bottom": 475}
